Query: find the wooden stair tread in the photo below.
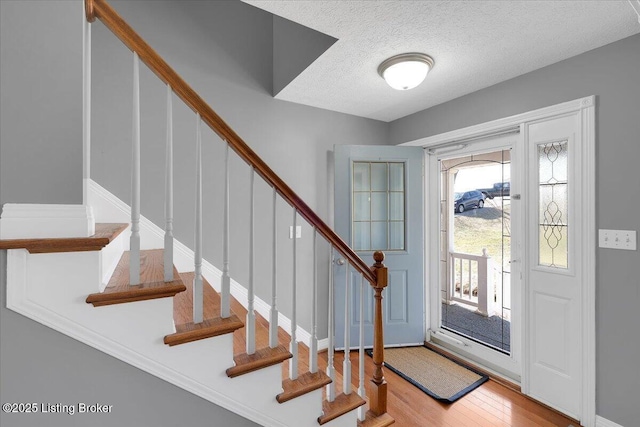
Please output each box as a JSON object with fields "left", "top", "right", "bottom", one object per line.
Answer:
{"left": 276, "top": 371, "right": 332, "bottom": 403}
{"left": 318, "top": 392, "right": 366, "bottom": 425}
{"left": 229, "top": 291, "right": 289, "bottom": 359}
{"left": 357, "top": 411, "right": 395, "bottom": 427}
{"left": 0, "top": 222, "right": 128, "bottom": 253}
{"left": 164, "top": 272, "right": 244, "bottom": 346}
{"left": 223, "top": 284, "right": 298, "bottom": 378}
{"left": 86, "top": 249, "right": 185, "bottom": 306}
{"left": 226, "top": 345, "right": 292, "bottom": 378}
{"left": 164, "top": 315, "right": 244, "bottom": 346}
{"left": 173, "top": 272, "right": 231, "bottom": 324}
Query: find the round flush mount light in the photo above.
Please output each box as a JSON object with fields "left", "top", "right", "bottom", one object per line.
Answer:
{"left": 378, "top": 53, "right": 435, "bottom": 90}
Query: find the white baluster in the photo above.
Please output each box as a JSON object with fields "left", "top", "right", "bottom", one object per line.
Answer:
{"left": 82, "top": 13, "right": 91, "bottom": 204}
{"left": 221, "top": 142, "right": 231, "bottom": 318}
{"left": 130, "top": 51, "right": 141, "bottom": 285}
{"left": 246, "top": 168, "right": 256, "bottom": 355}
{"left": 289, "top": 208, "right": 298, "bottom": 380}
{"left": 458, "top": 258, "right": 463, "bottom": 298}
{"left": 269, "top": 188, "right": 279, "bottom": 348}
{"left": 468, "top": 259, "right": 472, "bottom": 301}
{"left": 326, "top": 247, "right": 336, "bottom": 402}
{"left": 450, "top": 254, "right": 455, "bottom": 301}
{"left": 343, "top": 262, "right": 352, "bottom": 394}
{"left": 478, "top": 248, "right": 495, "bottom": 317}
{"left": 309, "top": 228, "right": 318, "bottom": 373}
{"left": 164, "top": 84, "right": 174, "bottom": 281}
{"left": 358, "top": 274, "right": 366, "bottom": 421}
{"left": 193, "top": 114, "right": 203, "bottom": 324}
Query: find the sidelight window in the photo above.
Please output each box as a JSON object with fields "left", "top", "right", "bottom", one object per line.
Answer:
{"left": 538, "top": 140, "right": 568, "bottom": 269}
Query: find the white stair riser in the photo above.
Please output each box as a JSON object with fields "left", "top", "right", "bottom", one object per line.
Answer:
{"left": 99, "top": 227, "right": 127, "bottom": 291}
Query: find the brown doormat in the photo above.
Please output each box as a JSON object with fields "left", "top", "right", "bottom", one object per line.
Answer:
{"left": 367, "top": 346, "right": 488, "bottom": 403}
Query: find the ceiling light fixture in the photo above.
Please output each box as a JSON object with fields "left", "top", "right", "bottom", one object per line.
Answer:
{"left": 378, "top": 53, "right": 435, "bottom": 91}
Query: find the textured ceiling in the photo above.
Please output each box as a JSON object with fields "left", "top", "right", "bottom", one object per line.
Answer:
{"left": 243, "top": 1, "right": 640, "bottom": 122}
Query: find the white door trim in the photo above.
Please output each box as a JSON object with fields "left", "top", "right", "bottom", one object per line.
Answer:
{"left": 400, "top": 95, "right": 596, "bottom": 426}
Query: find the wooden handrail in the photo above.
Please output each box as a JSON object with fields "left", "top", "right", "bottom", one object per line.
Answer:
{"left": 85, "top": 0, "right": 376, "bottom": 286}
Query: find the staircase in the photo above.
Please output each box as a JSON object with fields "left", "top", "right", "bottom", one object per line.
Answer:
{"left": 0, "top": 0, "right": 395, "bottom": 426}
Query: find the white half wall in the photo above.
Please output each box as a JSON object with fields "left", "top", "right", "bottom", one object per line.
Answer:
{"left": 0, "top": 204, "right": 95, "bottom": 238}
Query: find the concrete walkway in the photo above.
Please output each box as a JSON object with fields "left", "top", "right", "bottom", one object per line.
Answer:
{"left": 441, "top": 303, "right": 511, "bottom": 352}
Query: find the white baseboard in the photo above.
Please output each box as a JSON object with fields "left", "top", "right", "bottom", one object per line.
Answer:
{"left": 0, "top": 203, "right": 95, "bottom": 238}
{"left": 88, "top": 180, "right": 326, "bottom": 350}
{"left": 596, "top": 415, "right": 626, "bottom": 427}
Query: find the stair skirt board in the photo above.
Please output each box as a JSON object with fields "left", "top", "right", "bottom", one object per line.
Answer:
{"left": 87, "top": 179, "right": 329, "bottom": 351}
{"left": 5, "top": 248, "right": 354, "bottom": 427}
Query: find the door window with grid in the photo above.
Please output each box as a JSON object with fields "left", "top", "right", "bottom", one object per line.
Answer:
{"left": 352, "top": 161, "right": 405, "bottom": 251}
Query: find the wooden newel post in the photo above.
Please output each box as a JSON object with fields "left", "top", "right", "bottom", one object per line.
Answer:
{"left": 370, "top": 251, "right": 388, "bottom": 416}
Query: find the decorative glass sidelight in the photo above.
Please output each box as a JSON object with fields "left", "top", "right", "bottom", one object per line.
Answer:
{"left": 352, "top": 162, "right": 405, "bottom": 251}
{"left": 538, "top": 140, "right": 568, "bottom": 269}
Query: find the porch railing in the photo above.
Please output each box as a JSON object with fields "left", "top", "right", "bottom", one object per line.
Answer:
{"left": 448, "top": 249, "right": 496, "bottom": 317}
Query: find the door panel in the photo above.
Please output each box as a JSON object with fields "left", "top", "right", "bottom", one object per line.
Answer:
{"left": 387, "top": 270, "right": 408, "bottom": 324}
{"left": 527, "top": 113, "right": 582, "bottom": 418}
{"left": 533, "top": 293, "right": 570, "bottom": 374}
{"left": 350, "top": 276, "right": 374, "bottom": 326}
{"left": 334, "top": 145, "right": 424, "bottom": 348}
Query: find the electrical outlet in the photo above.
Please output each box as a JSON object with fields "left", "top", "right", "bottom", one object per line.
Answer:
{"left": 599, "top": 229, "right": 637, "bottom": 250}
{"left": 289, "top": 226, "right": 301, "bottom": 239}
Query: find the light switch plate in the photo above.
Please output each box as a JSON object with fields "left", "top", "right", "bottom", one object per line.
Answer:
{"left": 289, "top": 225, "right": 301, "bottom": 239}
{"left": 598, "top": 229, "right": 636, "bottom": 250}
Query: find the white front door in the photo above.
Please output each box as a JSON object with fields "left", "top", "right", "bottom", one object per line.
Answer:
{"left": 334, "top": 144, "right": 424, "bottom": 348}
{"left": 525, "top": 112, "right": 585, "bottom": 419}
{"left": 415, "top": 97, "right": 595, "bottom": 424}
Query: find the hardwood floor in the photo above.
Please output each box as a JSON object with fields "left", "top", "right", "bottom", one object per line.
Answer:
{"left": 239, "top": 309, "right": 577, "bottom": 426}
{"left": 177, "top": 276, "right": 577, "bottom": 426}
{"left": 326, "top": 349, "right": 577, "bottom": 427}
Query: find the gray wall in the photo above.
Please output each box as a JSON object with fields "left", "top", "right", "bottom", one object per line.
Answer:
{"left": 390, "top": 33, "right": 640, "bottom": 427}
{"left": 0, "top": 0, "right": 82, "bottom": 205}
{"left": 273, "top": 15, "right": 337, "bottom": 96}
{"left": 90, "top": 0, "right": 389, "bottom": 337}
